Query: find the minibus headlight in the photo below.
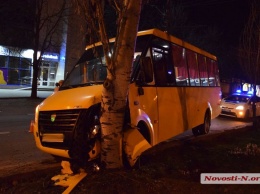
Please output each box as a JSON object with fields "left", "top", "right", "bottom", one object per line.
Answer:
{"left": 236, "top": 105, "right": 244, "bottom": 110}
{"left": 90, "top": 125, "right": 100, "bottom": 138}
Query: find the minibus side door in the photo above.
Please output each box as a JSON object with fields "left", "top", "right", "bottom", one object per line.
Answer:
{"left": 128, "top": 54, "right": 159, "bottom": 146}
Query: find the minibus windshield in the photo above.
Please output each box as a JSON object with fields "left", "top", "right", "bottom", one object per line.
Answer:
{"left": 61, "top": 46, "right": 107, "bottom": 89}
{"left": 60, "top": 35, "right": 151, "bottom": 90}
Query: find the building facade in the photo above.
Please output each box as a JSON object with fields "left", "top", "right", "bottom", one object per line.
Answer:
{"left": 0, "top": 45, "right": 65, "bottom": 88}
{"left": 0, "top": 46, "right": 33, "bottom": 86}
{"left": 0, "top": 1, "right": 111, "bottom": 89}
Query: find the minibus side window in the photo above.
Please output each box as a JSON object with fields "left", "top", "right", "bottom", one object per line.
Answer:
{"left": 198, "top": 55, "right": 209, "bottom": 86}
{"left": 186, "top": 49, "right": 200, "bottom": 86}
{"left": 172, "top": 44, "right": 188, "bottom": 86}
{"left": 152, "top": 49, "right": 175, "bottom": 86}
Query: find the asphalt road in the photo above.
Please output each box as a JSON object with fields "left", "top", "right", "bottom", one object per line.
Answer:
{"left": 0, "top": 90, "right": 252, "bottom": 178}
{"left": 0, "top": 90, "right": 58, "bottom": 178}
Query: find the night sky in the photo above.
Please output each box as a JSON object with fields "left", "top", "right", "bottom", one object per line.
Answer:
{"left": 0, "top": 0, "right": 251, "bottom": 79}
{"left": 183, "top": 0, "right": 251, "bottom": 79}
{"left": 185, "top": 0, "right": 250, "bottom": 47}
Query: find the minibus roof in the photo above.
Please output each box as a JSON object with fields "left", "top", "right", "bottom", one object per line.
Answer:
{"left": 85, "top": 28, "right": 217, "bottom": 60}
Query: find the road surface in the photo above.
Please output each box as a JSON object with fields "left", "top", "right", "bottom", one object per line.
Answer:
{"left": 0, "top": 96, "right": 252, "bottom": 178}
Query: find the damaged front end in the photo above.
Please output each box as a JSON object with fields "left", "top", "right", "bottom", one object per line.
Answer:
{"left": 33, "top": 102, "right": 151, "bottom": 172}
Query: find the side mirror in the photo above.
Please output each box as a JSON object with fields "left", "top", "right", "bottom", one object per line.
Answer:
{"left": 136, "top": 57, "right": 153, "bottom": 85}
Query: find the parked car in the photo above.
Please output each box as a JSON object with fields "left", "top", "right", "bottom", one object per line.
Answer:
{"left": 220, "top": 91, "right": 260, "bottom": 119}
{"left": 20, "top": 76, "right": 33, "bottom": 85}
{"left": 21, "top": 76, "right": 40, "bottom": 85}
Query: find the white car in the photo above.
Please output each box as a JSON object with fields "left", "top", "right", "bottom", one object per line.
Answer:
{"left": 220, "top": 92, "right": 260, "bottom": 119}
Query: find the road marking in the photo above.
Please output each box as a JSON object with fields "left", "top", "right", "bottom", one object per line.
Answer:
{"left": 0, "top": 131, "right": 10, "bottom": 135}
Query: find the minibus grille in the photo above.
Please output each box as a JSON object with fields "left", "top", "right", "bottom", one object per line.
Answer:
{"left": 38, "top": 109, "right": 80, "bottom": 132}
{"left": 38, "top": 109, "right": 82, "bottom": 149}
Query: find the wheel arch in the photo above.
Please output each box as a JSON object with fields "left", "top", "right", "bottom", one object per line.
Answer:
{"left": 137, "top": 120, "right": 152, "bottom": 144}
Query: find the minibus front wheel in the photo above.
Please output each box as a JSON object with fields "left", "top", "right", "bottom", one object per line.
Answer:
{"left": 68, "top": 104, "right": 101, "bottom": 173}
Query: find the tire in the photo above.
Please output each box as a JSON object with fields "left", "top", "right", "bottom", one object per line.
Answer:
{"left": 68, "top": 106, "right": 101, "bottom": 173}
{"left": 192, "top": 127, "right": 200, "bottom": 136}
{"left": 200, "top": 111, "right": 211, "bottom": 134}
{"left": 68, "top": 110, "right": 89, "bottom": 173}
{"left": 192, "top": 111, "right": 211, "bottom": 136}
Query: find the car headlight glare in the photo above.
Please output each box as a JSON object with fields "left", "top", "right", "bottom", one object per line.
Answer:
{"left": 236, "top": 105, "right": 244, "bottom": 110}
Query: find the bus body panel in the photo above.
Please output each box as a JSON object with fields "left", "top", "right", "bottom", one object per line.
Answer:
{"left": 156, "top": 87, "right": 221, "bottom": 142}
{"left": 38, "top": 85, "right": 103, "bottom": 111}
{"left": 123, "top": 127, "right": 152, "bottom": 166}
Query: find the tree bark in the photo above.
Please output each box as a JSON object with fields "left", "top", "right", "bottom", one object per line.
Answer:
{"left": 100, "top": 0, "right": 142, "bottom": 169}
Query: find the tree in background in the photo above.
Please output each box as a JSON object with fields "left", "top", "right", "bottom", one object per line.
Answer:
{"left": 239, "top": 0, "right": 260, "bottom": 128}
{"left": 31, "top": 0, "right": 68, "bottom": 98}
{"left": 140, "top": 0, "right": 187, "bottom": 37}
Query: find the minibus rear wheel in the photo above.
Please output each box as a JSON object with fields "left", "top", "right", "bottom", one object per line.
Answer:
{"left": 200, "top": 110, "right": 211, "bottom": 134}
{"left": 192, "top": 110, "right": 211, "bottom": 136}
{"left": 192, "top": 127, "right": 200, "bottom": 136}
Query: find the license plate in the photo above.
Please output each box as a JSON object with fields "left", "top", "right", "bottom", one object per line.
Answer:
{"left": 222, "top": 108, "right": 231, "bottom": 112}
{"left": 42, "top": 133, "right": 64, "bottom": 143}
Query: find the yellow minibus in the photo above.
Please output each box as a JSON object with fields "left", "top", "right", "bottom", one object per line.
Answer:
{"left": 32, "top": 29, "right": 221, "bottom": 167}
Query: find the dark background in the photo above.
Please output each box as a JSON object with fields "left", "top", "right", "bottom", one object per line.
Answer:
{"left": 0, "top": 0, "right": 251, "bottom": 80}
{"left": 183, "top": 0, "right": 250, "bottom": 79}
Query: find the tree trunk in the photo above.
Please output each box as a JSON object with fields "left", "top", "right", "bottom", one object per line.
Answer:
{"left": 31, "top": 54, "right": 39, "bottom": 98}
{"left": 100, "top": 0, "right": 142, "bottom": 169}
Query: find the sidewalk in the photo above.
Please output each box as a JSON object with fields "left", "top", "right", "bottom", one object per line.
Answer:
{"left": 0, "top": 87, "right": 54, "bottom": 99}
